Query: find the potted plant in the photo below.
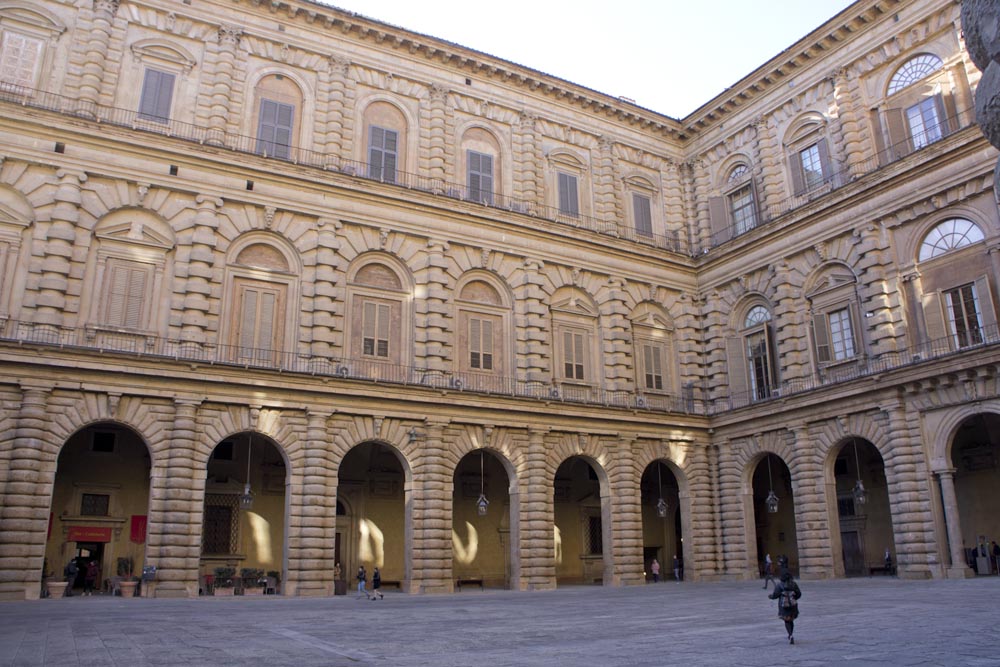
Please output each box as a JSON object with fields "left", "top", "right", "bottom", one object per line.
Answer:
{"left": 117, "top": 556, "right": 139, "bottom": 598}
{"left": 267, "top": 570, "right": 280, "bottom": 595}
{"left": 43, "top": 559, "right": 68, "bottom": 599}
{"left": 240, "top": 568, "right": 266, "bottom": 595}
{"left": 213, "top": 566, "right": 236, "bottom": 596}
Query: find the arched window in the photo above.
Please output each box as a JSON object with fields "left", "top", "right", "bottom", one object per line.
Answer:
{"left": 918, "top": 218, "right": 985, "bottom": 261}
{"left": 253, "top": 74, "right": 303, "bottom": 160}
{"left": 726, "top": 303, "right": 777, "bottom": 403}
{"left": 460, "top": 127, "right": 501, "bottom": 205}
{"left": 806, "top": 266, "right": 862, "bottom": 368}
{"left": 455, "top": 275, "right": 511, "bottom": 380}
{"left": 624, "top": 175, "right": 657, "bottom": 239}
{"left": 785, "top": 119, "right": 832, "bottom": 196}
{"left": 0, "top": 5, "right": 66, "bottom": 93}
{"left": 346, "top": 258, "right": 410, "bottom": 366}
{"left": 363, "top": 101, "right": 407, "bottom": 183}
{"left": 629, "top": 303, "right": 675, "bottom": 394}
{"left": 550, "top": 287, "right": 600, "bottom": 394}
{"left": 887, "top": 54, "right": 944, "bottom": 95}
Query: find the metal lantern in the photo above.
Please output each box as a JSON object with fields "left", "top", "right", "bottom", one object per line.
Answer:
{"left": 656, "top": 497, "right": 668, "bottom": 518}
{"left": 655, "top": 462, "right": 668, "bottom": 517}
{"left": 852, "top": 439, "right": 868, "bottom": 505}
{"left": 475, "top": 450, "right": 489, "bottom": 516}
{"left": 765, "top": 454, "right": 779, "bottom": 514}
{"left": 240, "top": 434, "right": 254, "bottom": 510}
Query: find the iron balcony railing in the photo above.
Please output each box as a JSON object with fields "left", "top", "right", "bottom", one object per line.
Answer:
{"left": 705, "top": 103, "right": 979, "bottom": 250}
{"left": 0, "top": 82, "right": 680, "bottom": 253}
{"left": 714, "top": 321, "right": 1000, "bottom": 413}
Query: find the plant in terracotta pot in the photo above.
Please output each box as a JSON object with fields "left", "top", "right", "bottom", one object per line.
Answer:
{"left": 43, "top": 559, "right": 68, "bottom": 599}
{"left": 240, "top": 568, "right": 266, "bottom": 595}
{"left": 213, "top": 566, "right": 236, "bottom": 596}
{"left": 117, "top": 556, "right": 139, "bottom": 597}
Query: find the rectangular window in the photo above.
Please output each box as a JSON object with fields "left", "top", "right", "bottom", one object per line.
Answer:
{"left": 557, "top": 171, "right": 579, "bottom": 217}
{"left": 368, "top": 126, "right": 398, "bottom": 183}
{"left": 255, "top": 98, "right": 295, "bottom": 159}
{"left": 236, "top": 281, "right": 283, "bottom": 364}
{"left": 562, "top": 330, "right": 585, "bottom": 380}
{"left": 80, "top": 493, "right": 110, "bottom": 517}
{"left": 202, "top": 502, "right": 235, "bottom": 555}
{"left": 137, "top": 68, "right": 175, "bottom": 124}
{"left": 828, "top": 307, "right": 856, "bottom": 361}
{"left": 0, "top": 31, "right": 43, "bottom": 89}
{"left": 945, "top": 283, "right": 983, "bottom": 348}
{"left": 467, "top": 150, "right": 494, "bottom": 205}
{"left": 362, "top": 301, "right": 391, "bottom": 357}
{"left": 632, "top": 193, "right": 653, "bottom": 237}
{"left": 105, "top": 259, "right": 151, "bottom": 329}
{"left": 469, "top": 316, "right": 494, "bottom": 370}
{"left": 587, "top": 515, "right": 603, "bottom": 555}
{"left": 906, "top": 97, "right": 943, "bottom": 149}
{"left": 799, "top": 144, "right": 825, "bottom": 191}
{"left": 642, "top": 342, "right": 664, "bottom": 390}
{"left": 728, "top": 184, "right": 757, "bottom": 235}
{"left": 745, "top": 329, "right": 773, "bottom": 400}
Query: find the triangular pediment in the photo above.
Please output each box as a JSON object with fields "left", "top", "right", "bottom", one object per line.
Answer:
{"left": 96, "top": 221, "right": 174, "bottom": 250}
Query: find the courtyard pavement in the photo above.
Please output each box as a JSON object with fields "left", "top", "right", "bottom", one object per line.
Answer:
{"left": 1, "top": 576, "right": 999, "bottom": 666}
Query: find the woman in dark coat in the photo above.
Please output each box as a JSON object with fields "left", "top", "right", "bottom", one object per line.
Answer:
{"left": 768, "top": 571, "right": 802, "bottom": 644}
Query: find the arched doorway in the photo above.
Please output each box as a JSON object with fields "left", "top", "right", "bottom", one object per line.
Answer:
{"left": 640, "top": 460, "right": 683, "bottom": 581}
{"left": 336, "top": 441, "right": 407, "bottom": 592}
{"left": 751, "top": 453, "right": 798, "bottom": 576}
{"left": 46, "top": 423, "right": 151, "bottom": 596}
{"left": 831, "top": 438, "right": 896, "bottom": 576}
{"left": 553, "top": 456, "right": 610, "bottom": 585}
{"left": 201, "top": 432, "right": 287, "bottom": 594}
{"left": 952, "top": 413, "right": 1000, "bottom": 574}
{"left": 452, "top": 449, "right": 513, "bottom": 589}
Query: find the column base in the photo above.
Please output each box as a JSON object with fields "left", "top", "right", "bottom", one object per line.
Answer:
{"left": 947, "top": 565, "right": 976, "bottom": 579}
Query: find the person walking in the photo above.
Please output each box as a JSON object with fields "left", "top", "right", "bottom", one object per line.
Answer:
{"left": 762, "top": 553, "right": 776, "bottom": 589}
{"left": 672, "top": 555, "right": 681, "bottom": 583}
{"left": 83, "top": 560, "right": 99, "bottom": 596}
{"left": 371, "top": 567, "right": 384, "bottom": 600}
{"left": 650, "top": 558, "right": 660, "bottom": 583}
{"left": 64, "top": 559, "right": 79, "bottom": 597}
{"left": 768, "top": 571, "right": 802, "bottom": 644}
{"left": 356, "top": 565, "right": 369, "bottom": 599}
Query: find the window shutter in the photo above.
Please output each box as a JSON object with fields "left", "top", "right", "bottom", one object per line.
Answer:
{"left": 642, "top": 343, "right": 654, "bottom": 388}
{"left": 273, "top": 102, "right": 294, "bottom": 158}
{"left": 633, "top": 193, "right": 653, "bottom": 236}
{"left": 871, "top": 109, "right": 890, "bottom": 165}
{"left": 812, "top": 313, "right": 831, "bottom": 363}
{"left": 362, "top": 301, "right": 376, "bottom": 341}
{"left": 383, "top": 129, "right": 398, "bottom": 183}
{"left": 481, "top": 319, "right": 494, "bottom": 369}
{"left": 708, "top": 196, "right": 729, "bottom": 244}
{"left": 848, "top": 301, "right": 864, "bottom": 356}
{"left": 558, "top": 172, "right": 579, "bottom": 216}
{"left": 468, "top": 150, "right": 480, "bottom": 196}
{"left": 368, "top": 126, "right": 384, "bottom": 178}
{"left": 258, "top": 291, "right": 276, "bottom": 356}
{"left": 884, "top": 109, "right": 907, "bottom": 158}
{"left": 470, "top": 316, "right": 481, "bottom": 367}
{"left": 974, "top": 275, "right": 998, "bottom": 332}
{"left": 922, "top": 292, "right": 950, "bottom": 352}
{"left": 651, "top": 345, "right": 663, "bottom": 389}
{"left": 0, "top": 32, "right": 43, "bottom": 88}
{"left": 574, "top": 331, "right": 585, "bottom": 380}
{"left": 816, "top": 138, "right": 832, "bottom": 182}
{"left": 563, "top": 330, "right": 573, "bottom": 378}
{"left": 790, "top": 152, "right": 806, "bottom": 196}
{"left": 107, "top": 265, "right": 129, "bottom": 326}
{"left": 725, "top": 337, "right": 749, "bottom": 403}
{"left": 123, "top": 266, "right": 147, "bottom": 329}
{"left": 257, "top": 99, "right": 278, "bottom": 153}
{"left": 139, "top": 69, "right": 174, "bottom": 123}
{"left": 938, "top": 92, "right": 958, "bottom": 135}
{"left": 376, "top": 303, "right": 391, "bottom": 356}
{"left": 239, "top": 288, "right": 259, "bottom": 350}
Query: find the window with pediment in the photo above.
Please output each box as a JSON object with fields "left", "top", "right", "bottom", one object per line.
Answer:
{"left": 629, "top": 304, "right": 675, "bottom": 394}
{"left": 709, "top": 161, "right": 760, "bottom": 244}
{"left": 128, "top": 39, "right": 196, "bottom": 126}
{"left": 0, "top": 4, "right": 65, "bottom": 94}
{"left": 455, "top": 276, "right": 510, "bottom": 376}
{"left": 223, "top": 238, "right": 299, "bottom": 367}
{"left": 0, "top": 187, "right": 33, "bottom": 321}
{"left": 624, "top": 175, "right": 658, "bottom": 239}
{"left": 807, "top": 266, "right": 864, "bottom": 370}
{"left": 87, "top": 210, "right": 175, "bottom": 339}
{"left": 785, "top": 119, "right": 833, "bottom": 197}
{"left": 879, "top": 53, "right": 958, "bottom": 161}
{"left": 548, "top": 151, "right": 588, "bottom": 220}
{"left": 551, "top": 288, "right": 600, "bottom": 386}
{"left": 347, "top": 259, "right": 409, "bottom": 366}
{"left": 915, "top": 218, "right": 996, "bottom": 352}
{"left": 726, "top": 303, "right": 778, "bottom": 402}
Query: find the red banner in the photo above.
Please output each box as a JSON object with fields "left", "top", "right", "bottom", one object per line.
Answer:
{"left": 130, "top": 515, "right": 147, "bottom": 543}
{"left": 67, "top": 526, "right": 112, "bottom": 543}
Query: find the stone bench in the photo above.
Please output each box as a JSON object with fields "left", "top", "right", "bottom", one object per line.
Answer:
{"left": 456, "top": 578, "right": 484, "bottom": 591}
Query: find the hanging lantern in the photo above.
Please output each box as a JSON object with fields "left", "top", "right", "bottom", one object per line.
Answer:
{"left": 852, "top": 439, "right": 867, "bottom": 505}
{"left": 656, "top": 497, "right": 668, "bottom": 518}
{"left": 475, "top": 450, "right": 488, "bottom": 516}
{"left": 240, "top": 434, "right": 254, "bottom": 510}
{"left": 476, "top": 493, "right": 490, "bottom": 516}
{"left": 765, "top": 454, "right": 779, "bottom": 513}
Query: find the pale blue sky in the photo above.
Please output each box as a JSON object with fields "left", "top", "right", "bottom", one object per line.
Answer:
{"left": 314, "top": 0, "right": 856, "bottom": 118}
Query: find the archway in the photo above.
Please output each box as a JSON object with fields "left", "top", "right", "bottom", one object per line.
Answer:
{"left": 640, "top": 460, "right": 682, "bottom": 581}
{"left": 451, "top": 449, "right": 513, "bottom": 589}
{"left": 831, "top": 438, "right": 896, "bottom": 576}
{"left": 952, "top": 413, "right": 1000, "bottom": 574}
{"left": 751, "top": 453, "right": 798, "bottom": 576}
{"left": 553, "top": 456, "right": 610, "bottom": 585}
{"left": 200, "top": 432, "right": 287, "bottom": 594}
{"left": 46, "top": 423, "right": 151, "bottom": 596}
{"left": 336, "top": 441, "right": 407, "bottom": 592}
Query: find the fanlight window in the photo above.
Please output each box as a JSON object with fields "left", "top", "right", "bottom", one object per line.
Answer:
{"left": 887, "top": 54, "right": 943, "bottom": 95}
{"left": 745, "top": 305, "right": 772, "bottom": 328}
{"left": 728, "top": 164, "right": 750, "bottom": 183}
{"left": 918, "top": 218, "right": 985, "bottom": 261}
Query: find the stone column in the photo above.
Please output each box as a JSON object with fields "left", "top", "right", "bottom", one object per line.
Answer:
{"left": 417, "top": 240, "right": 450, "bottom": 373}
{"left": 593, "top": 135, "right": 621, "bottom": 224}
{"left": 426, "top": 85, "right": 449, "bottom": 189}
{"left": 311, "top": 219, "right": 342, "bottom": 357}
{"left": 788, "top": 427, "right": 834, "bottom": 578}
{"left": 77, "top": 0, "right": 119, "bottom": 116}
{"left": 755, "top": 117, "right": 783, "bottom": 218}
{"left": 832, "top": 67, "right": 873, "bottom": 176}
{"left": 35, "top": 170, "right": 86, "bottom": 329}
{"left": 518, "top": 428, "right": 554, "bottom": 589}
{"left": 603, "top": 277, "right": 630, "bottom": 389}
{"left": 409, "top": 420, "right": 453, "bottom": 593}
{"left": 285, "top": 411, "right": 336, "bottom": 596}
{"left": 936, "top": 469, "right": 975, "bottom": 578}
{"left": 206, "top": 24, "right": 242, "bottom": 145}
{"left": 607, "top": 437, "right": 642, "bottom": 586}
{"left": 512, "top": 112, "right": 542, "bottom": 209}
{"left": 148, "top": 400, "right": 204, "bottom": 597}
{"left": 0, "top": 385, "right": 52, "bottom": 600}
{"left": 179, "top": 196, "right": 221, "bottom": 346}
{"left": 660, "top": 160, "right": 687, "bottom": 253}
{"left": 518, "top": 259, "right": 548, "bottom": 382}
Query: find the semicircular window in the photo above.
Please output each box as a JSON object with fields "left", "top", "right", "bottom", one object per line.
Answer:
{"left": 919, "top": 218, "right": 984, "bottom": 261}
{"left": 888, "top": 54, "right": 943, "bottom": 95}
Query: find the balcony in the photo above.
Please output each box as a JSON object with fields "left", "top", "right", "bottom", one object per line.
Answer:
{"left": 0, "top": 83, "right": 680, "bottom": 254}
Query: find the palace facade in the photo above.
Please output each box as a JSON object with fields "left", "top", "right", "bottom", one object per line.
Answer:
{"left": 1, "top": 0, "right": 998, "bottom": 600}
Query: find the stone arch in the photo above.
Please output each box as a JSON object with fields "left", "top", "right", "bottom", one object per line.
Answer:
{"left": 885, "top": 51, "right": 945, "bottom": 96}
{"left": 715, "top": 153, "right": 754, "bottom": 189}
{"left": 357, "top": 95, "right": 417, "bottom": 175}
{"left": 936, "top": 401, "right": 1000, "bottom": 470}
{"left": 0, "top": 183, "right": 36, "bottom": 225}
{"left": 454, "top": 269, "right": 513, "bottom": 308}
{"left": 783, "top": 111, "right": 828, "bottom": 144}
{"left": 226, "top": 230, "right": 302, "bottom": 275}
{"left": 632, "top": 440, "right": 696, "bottom": 580}
{"left": 0, "top": 1, "right": 67, "bottom": 32}
{"left": 129, "top": 38, "right": 197, "bottom": 70}
{"left": 912, "top": 212, "right": 988, "bottom": 265}
{"left": 346, "top": 251, "right": 413, "bottom": 290}
{"left": 728, "top": 293, "right": 775, "bottom": 333}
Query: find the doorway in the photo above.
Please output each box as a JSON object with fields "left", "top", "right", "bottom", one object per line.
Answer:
{"left": 841, "top": 531, "right": 864, "bottom": 576}
{"left": 73, "top": 543, "right": 105, "bottom": 592}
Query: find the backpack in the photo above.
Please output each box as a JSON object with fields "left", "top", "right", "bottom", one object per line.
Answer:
{"left": 780, "top": 587, "right": 798, "bottom": 618}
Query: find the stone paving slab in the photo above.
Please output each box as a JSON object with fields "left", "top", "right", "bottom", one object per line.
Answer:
{"left": 1, "top": 578, "right": 999, "bottom": 666}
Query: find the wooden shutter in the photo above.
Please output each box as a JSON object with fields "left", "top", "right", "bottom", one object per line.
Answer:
{"left": 376, "top": 303, "right": 390, "bottom": 357}
{"left": 975, "top": 275, "right": 998, "bottom": 333}
{"left": 574, "top": 331, "right": 585, "bottom": 380}
{"left": 884, "top": 109, "right": 907, "bottom": 158}
{"left": 382, "top": 129, "right": 398, "bottom": 182}
{"left": 790, "top": 150, "right": 806, "bottom": 196}
{"left": 238, "top": 288, "right": 259, "bottom": 350}
{"left": 922, "top": 292, "right": 950, "bottom": 353}
{"left": 107, "top": 262, "right": 148, "bottom": 329}
{"left": 848, "top": 301, "right": 864, "bottom": 357}
{"left": 468, "top": 151, "right": 493, "bottom": 204}
{"left": 633, "top": 193, "right": 653, "bottom": 236}
{"left": 257, "top": 99, "right": 278, "bottom": 155}
{"left": 558, "top": 172, "right": 579, "bottom": 216}
{"left": 708, "top": 196, "right": 729, "bottom": 244}
{"left": 481, "top": 318, "right": 494, "bottom": 370}
{"left": 816, "top": 138, "right": 832, "bottom": 182}
{"left": 470, "top": 316, "right": 481, "bottom": 368}
{"left": 938, "top": 92, "right": 958, "bottom": 135}
{"left": 362, "top": 301, "right": 376, "bottom": 355}
{"left": 138, "top": 69, "right": 175, "bottom": 123}
{"left": 812, "top": 312, "right": 831, "bottom": 364}
{"left": 368, "top": 127, "right": 384, "bottom": 179}
{"left": 563, "top": 330, "right": 574, "bottom": 378}
{"left": 273, "top": 102, "right": 294, "bottom": 159}
{"left": 725, "top": 337, "right": 748, "bottom": 402}
{"left": 0, "top": 32, "right": 43, "bottom": 88}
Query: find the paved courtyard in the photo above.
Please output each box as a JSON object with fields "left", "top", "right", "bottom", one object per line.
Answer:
{"left": 1, "top": 577, "right": 998, "bottom": 666}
